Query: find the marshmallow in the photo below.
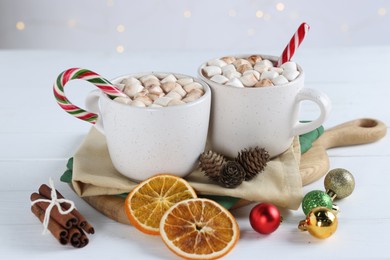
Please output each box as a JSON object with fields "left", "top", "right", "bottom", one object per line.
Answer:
{"left": 255, "top": 78, "right": 274, "bottom": 87}
{"left": 176, "top": 77, "right": 193, "bottom": 86}
{"left": 168, "top": 99, "right": 186, "bottom": 106}
{"left": 254, "top": 63, "right": 269, "bottom": 73}
{"left": 272, "top": 75, "right": 289, "bottom": 85}
{"left": 165, "top": 91, "right": 182, "bottom": 100}
{"left": 243, "top": 70, "right": 260, "bottom": 80}
{"left": 210, "top": 74, "right": 229, "bottom": 84}
{"left": 260, "top": 70, "right": 279, "bottom": 80}
{"left": 202, "top": 66, "right": 222, "bottom": 77}
{"left": 130, "top": 100, "right": 146, "bottom": 107}
{"left": 160, "top": 74, "right": 177, "bottom": 83}
{"left": 280, "top": 61, "right": 297, "bottom": 71}
{"left": 139, "top": 74, "right": 159, "bottom": 84}
{"left": 257, "top": 59, "right": 274, "bottom": 68}
{"left": 161, "top": 81, "right": 179, "bottom": 93}
{"left": 248, "top": 55, "right": 263, "bottom": 64}
{"left": 183, "top": 82, "right": 203, "bottom": 93}
{"left": 254, "top": 60, "right": 274, "bottom": 73}
{"left": 114, "top": 96, "right": 132, "bottom": 105}
{"left": 223, "top": 70, "right": 242, "bottom": 80}
{"left": 143, "top": 78, "right": 160, "bottom": 88}
{"left": 282, "top": 70, "right": 300, "bottom": 81}
{"left": 133, "top": 89, "right": 149, "bottom": 98}
{"left": 183, "top": 88, "right": 204, "bottom": 102}
{"left": 269, "top": 67, "right": 284, "bottom": 74}
{"left": 153, "top": 73, "right": 169, "bottom": 80}
{"left": 148, "top": 93, "right": 164, "bottom": 101}
{"left": 171, "top": 84, "right": 187, "bottom": 97}
{"left": 122, "top": 77, "right": 140, "bottom": 86}
{"left": 154, "top": 96, "right": 173, "bottom": 107}
{"left": 233, "top": 58, "right": 251, "bottom": 67}
{"left": 220, "top": 56, "right": 236, "bottom": 64}
{"left": 207, "top": 59, "right": 228, "bottom": 67}
{"left": 134, "top": 96, "right": 153, "bottom": 106}
{"left": 240, "top": 73, "right": 258, "bottom": 87}
{"left": 236, "top": 63, "right": 253, "bottom": 74}
{"left": 226, "top": 78, "right": 244, "bottom": 88}
{"left": 123, "top": 83, "right": 144, "bottom": 98}
{"left": 148, "top": 85, "right": 164, "bottom": 95}
{"left": 221, "top": 64, "right": 236, "bottom": 74}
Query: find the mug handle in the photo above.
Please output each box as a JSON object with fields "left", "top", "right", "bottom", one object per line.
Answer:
{"left": 292, "top": 88, "right": 332, "bottom": 136}
{"left": 53, "top": 68, "right": 126, "bottom": 124}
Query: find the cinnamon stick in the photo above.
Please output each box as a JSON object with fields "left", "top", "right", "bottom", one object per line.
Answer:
{"left": 68, "top": 227, "right": 81, "bottom": 248}
{"left": 31, "top": 204, "right": 69, "bottom": 245}
{"left": 68, "top": 227, "right": 89, "bottom": 248}
{"left": 30, "top": 192, "right": 78, "bottom": 229}
{"left": 79, "top": 231, "right": 89, "bottom": 248}
{"left": 38, "top": 184, "right": 95, "bottom": 234}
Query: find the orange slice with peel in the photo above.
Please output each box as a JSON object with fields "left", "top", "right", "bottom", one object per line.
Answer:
{"left": 160, "top": 198, "right": 240, "bottom": 260}
{"left": 125, "top": 174, "right": 197, "bottom": 235}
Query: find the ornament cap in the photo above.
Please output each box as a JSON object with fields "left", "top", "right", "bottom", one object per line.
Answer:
{"left": 332, "top": 204, "right": 340, "bottom": 214}
{"left": 326, "top": 189, "right": 337, "bottom": 200}
{"left": 298, "top": 220, "right": 307, "bottom": 231}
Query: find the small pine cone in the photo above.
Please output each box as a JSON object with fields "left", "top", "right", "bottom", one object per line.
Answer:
{"left": 199, "top": 150, "right": 227, "bottom": 181}
{"left": 236, "top": 147, "right": 270, "bottom": 181}
{"left": 219, "top": 161, "right": 245, "bottom": 188}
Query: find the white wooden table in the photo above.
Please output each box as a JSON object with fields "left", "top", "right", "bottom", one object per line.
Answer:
{"left": 1, "top": 47, "right": 389, "bottom": 259}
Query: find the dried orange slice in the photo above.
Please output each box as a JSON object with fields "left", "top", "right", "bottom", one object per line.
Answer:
{"left": 160, "top": 198, "right": 240, "bottom": 260}
{"left": 125, "top": 174, "right": 197, "bottom": 235}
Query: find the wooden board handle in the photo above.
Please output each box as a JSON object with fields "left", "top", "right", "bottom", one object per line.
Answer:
{"left": 315, "top": 118, "right": 387, "bottom": 149}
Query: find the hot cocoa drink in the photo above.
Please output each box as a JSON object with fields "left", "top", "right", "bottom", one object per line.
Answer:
{"left": 201, "top": 55, "right": 300, "bottom": 88}
{"left": 113, "top": 73, "right": 205, "bottom": 107}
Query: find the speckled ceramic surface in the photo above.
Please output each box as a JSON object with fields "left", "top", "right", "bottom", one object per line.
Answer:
{"left": 85, "top": 72, "right": 211, "bottom": 181}
{"left": 198, "top": 55, "right": 331, "bottom": 158}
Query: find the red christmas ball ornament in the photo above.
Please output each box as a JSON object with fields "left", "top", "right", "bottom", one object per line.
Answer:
{"left": 249, "top": 203, "right": 281, "bottom": 234}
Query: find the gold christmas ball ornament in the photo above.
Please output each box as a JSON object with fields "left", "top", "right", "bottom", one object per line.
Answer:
{"left": 324, "top": 168, "right": 355, "bottom": 200}
{"left": 298, "top": 207, "right": 338, "bottom": 239}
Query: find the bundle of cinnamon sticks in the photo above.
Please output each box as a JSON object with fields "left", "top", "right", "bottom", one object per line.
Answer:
{"left": 30, "top": 184, "right": 94, "bottom": 248}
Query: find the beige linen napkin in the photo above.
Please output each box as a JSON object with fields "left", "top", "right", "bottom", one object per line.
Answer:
{"left": 72, "top": 127, "right": 303, "bottom": 209}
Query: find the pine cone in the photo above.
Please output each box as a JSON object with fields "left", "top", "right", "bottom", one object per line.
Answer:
{"left": 236, "top": 147, "right": 270, "bottom": 181}
{"left": 219, "top": 161, "right": 245, "bottom": 188}
{"left": 199, "top": 150, "right": 227, "bottom": 181}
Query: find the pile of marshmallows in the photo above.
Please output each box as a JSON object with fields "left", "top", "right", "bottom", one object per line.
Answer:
{"left": 114, "top": 73, "right": 205, "bottom": 107}
{"left": 202, "top": 55, "right": 300, "bottom": 88}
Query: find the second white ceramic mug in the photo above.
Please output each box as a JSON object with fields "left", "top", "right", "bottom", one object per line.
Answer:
{"left": 199, "top": 55, "right": 331, "bottom": 158}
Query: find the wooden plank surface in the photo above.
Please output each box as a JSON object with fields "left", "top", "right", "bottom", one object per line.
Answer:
{"left": 1, "top": 48, "right": 390, "bottom": 260}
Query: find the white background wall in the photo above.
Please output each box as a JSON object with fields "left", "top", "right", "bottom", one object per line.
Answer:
{"left": 1, "top": 0, "right": 389, "bottom": 53}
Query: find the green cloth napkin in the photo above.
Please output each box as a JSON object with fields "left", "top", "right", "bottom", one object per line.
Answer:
{"left": 61, "top": 125, "right": 323, "bottom": 209}
{"left": 299, "top": 124, "right": 324, "bottom": 153}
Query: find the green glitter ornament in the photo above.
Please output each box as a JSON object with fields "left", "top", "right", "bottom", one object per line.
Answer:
{"left": 302, "top": 190, "right": 333, "bottom": 215}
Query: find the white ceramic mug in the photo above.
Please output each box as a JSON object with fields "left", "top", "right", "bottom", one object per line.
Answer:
{"left": 54, "top": 69, "right": 211, "bottom": 181}
{"left": 198, "top": 55, "right": 331, "bottom": 158}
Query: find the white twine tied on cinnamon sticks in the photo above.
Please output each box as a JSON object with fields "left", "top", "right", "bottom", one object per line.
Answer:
{"left": 31, "top": 178, "right": 75, "bottom": 234}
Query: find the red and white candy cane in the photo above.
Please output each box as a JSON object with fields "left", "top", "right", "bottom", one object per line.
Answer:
{"left": 53, "top": 68, "right": 126, "bottom": 124}
{"left": 276, "top": 22, "right": 310, "bottom": 67}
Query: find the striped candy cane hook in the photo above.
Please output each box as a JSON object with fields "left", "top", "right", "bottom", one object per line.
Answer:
{"left": 276, "top": 23, "right": 310, "bottom": 67}
{"left": 53, "top": 68, "right": 126, "bottom": 124}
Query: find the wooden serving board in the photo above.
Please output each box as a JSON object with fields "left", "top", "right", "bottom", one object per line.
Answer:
{"left": 80, "top": 118, "right": 387, "bottom": 224}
